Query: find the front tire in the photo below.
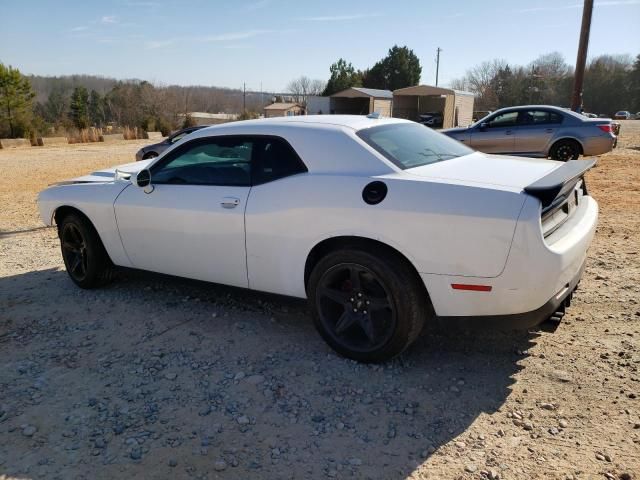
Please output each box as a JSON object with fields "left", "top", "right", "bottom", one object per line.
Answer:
{"left": 550, "top": 139, "right": 581, "bottom": 161}
{"left": 308, "top": 248, "right": 429, "bottom": 363}
{"left": 142, "top": 152, "right": 158, "bottom": 160}
{"left": 59, "top": 213, "right": 114, "bottom": 289}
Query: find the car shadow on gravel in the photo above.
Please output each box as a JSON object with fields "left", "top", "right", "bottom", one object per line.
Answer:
{"left": 0, "top": 267, "right": 536, "bottom": 479}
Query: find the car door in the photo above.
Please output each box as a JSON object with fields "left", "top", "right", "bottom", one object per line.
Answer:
{"left": 114, "top": 135, "right": 252, "bottom": 288}
{"left": 514, "top": 109, "right": 563, "bottom": 155}
{"left": 469, "top": 110, "right": 518, "bottom": 153}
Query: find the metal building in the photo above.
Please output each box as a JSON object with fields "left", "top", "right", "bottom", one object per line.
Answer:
{"left": 330, "top": 88, "right": 393, "bottom": 117}
{"left": 392, "top": 85, "right": 475, "bottom": 128}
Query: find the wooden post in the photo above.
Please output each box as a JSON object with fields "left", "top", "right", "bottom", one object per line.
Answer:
{"left": 571, "top": 0, "right": 594, "bottom": 112}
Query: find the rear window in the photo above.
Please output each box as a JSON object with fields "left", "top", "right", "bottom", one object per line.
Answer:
{"left": 357, "top": 122, "right": 473, "bottom": 169}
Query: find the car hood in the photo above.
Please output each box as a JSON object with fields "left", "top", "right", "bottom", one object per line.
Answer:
{"left": 55, "top": 159, "right": 154, "bottom": 185}
{"left": 404, "top": 151, "right": 561, "bottom": 191}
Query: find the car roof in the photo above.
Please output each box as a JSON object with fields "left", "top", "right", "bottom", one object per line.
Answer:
{"left": 493, "top": 105, "right": 567, "bottom": 112}
{"left": 170, "top": 115, "right": 412, "bottom": 176}
{"left": 197, "top": 115, "right": 410, "bottom": 133}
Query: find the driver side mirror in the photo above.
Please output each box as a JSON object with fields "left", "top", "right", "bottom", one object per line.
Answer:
{"left": 479, "top": 122, "right": 488, "bottom": 131}
{"left": 134, "top": 169, "right": 154, "bottom": 194}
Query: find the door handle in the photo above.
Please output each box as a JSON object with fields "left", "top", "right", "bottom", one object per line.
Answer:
{"left": 505, "top": 130, "right": 513, "bottom": 135}
{"left": 221, "top": 197, "right": 240, "bottom": 208}
{"left": 546, "top": 128, "right": 553, "bottom": 133}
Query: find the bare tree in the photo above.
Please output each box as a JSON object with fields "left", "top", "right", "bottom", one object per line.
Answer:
{"left": 530, "top": 52, "right": 571, "bottom": 79}
{"left": 309, "top": 79, "right": 326, "bottom": 96}
{"left": 448, "top": 78, "right": 468, "bottom": 91}
{"left": 465, "top": 59, "right": 507, "bottom": 108}
{"left": 286, "top": 76, "right": 326, "bottom": 105}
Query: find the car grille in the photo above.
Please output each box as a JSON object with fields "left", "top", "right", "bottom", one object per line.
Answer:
{"left": 540, "top": 179, "right": 585, "bottom": 239}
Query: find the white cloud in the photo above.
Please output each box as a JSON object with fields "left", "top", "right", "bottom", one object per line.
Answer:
{"left": 200, "top": 29, "right": 273, "bottom": 42}
{"left": 243, "top": 0, "right": 270, "bottom": 12}
{"left": 144, "top": 29, "right": 281, "bottom": 50}
{"left": 70, "top": 26, "right": 89, "bottom": 32}
{"left": 101, "top": 15, "right": 118, "bottom": 24}
{"left": 145, "top": 39, "right": 176, "bottom": 49}
{"left": 300, "top": 13, "right": 382, "bottom": 21}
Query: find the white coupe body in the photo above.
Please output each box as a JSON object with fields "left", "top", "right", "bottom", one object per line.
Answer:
{"left": 38, "top": 115, "right": 598, "bottom": 360}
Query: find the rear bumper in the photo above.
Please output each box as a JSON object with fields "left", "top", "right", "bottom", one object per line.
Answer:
{"left": 437, "top": 260, "right": 585, "bottom": 330}
{"left": 421, "top": 195, "right": 598, "bottom": 322}
{"left": 582, "top": 135, "right": 616, "bottom": 156}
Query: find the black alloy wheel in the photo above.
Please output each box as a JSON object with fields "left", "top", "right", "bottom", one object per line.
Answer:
{"left": 58, "top": 213, "right": 114, "bottom": 289}
{"left": 316, "top": 262, "right": 397, "bottom": 353}
{"left": 551, "top": 140, "right": 580, "bottom": 161}
{"left": 61, "top": 222, "right": 89, "bottom": 283}
{"left": 309, "top": 247, "right": 428, "bottom": 362}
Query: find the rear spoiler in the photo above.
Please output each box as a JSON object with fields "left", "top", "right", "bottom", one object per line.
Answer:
{"left": 524, "top": 158, "right": 597, "bottom": 208}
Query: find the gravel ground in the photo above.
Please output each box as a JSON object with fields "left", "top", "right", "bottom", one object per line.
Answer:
{"left": 0, "top": 126, "right": 639, "bottom": 480}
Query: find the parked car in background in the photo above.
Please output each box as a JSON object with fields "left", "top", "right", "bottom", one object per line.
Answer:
{"left": 135, "top": 125, "right": 209, "bottom": 161}
{"left": 38, "top": 115, "right": 599, "bottom": 362}
{"left": 418, "top": 112, "right": 443, "bottom": 128}
{"left": 443, "top": 105, "right": 617, "bottom": 161}
{"left": 582, "top": 112, "right": 597, "bottom": 118}
{"left": 614, "top": 111, "right": 631, "bottom": 120}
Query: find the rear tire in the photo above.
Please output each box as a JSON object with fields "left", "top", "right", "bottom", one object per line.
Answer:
{"left": 308, "top": 248, "right": 429, "bottom": 363}
{"left": 58, "top": 213, "right": 114, "bottom": 289}
{"left": 550, "top": 139, "right": 581, "bottom": 161}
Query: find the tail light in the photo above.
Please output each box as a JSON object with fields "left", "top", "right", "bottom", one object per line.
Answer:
{"left": 597, "top": 124, "right": 613, "bottom": 133}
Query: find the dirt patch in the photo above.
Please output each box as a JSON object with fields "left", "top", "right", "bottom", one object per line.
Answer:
{"left": 0, "top": 127, "right": 639, "bottom": 479}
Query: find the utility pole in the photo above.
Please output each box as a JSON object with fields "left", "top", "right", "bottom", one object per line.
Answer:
{"left": 435, "top": 47, "right": 442, "bottom": 86}
{"left": 243, "top": 82, "right": 246, "bottom": 114}
{"left": 571, "top": 0, "right": 594, "bottom": 112}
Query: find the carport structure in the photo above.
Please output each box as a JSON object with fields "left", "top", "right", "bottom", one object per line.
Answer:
{"left": 330, "top": 87, "right": 393, "bottom": 117}
{"left": 392, "top": 85, "right": 475, "bottom": 128}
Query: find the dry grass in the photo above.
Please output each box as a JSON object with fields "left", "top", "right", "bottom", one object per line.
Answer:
{"left": 0, "top": 139, "right": 154, "bottom": 231}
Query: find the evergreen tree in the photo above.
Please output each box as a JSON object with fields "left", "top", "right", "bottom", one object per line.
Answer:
{"left": 70, "top": 86, "right": 90, "bottom": 128}
{"left": 362, "top": 45, "right": 421, "bottom": 91}
{"left": 322, "top": 59, "right": 363, "bottom": 96}
{"left": 88, "top": 89, "right": 105, "bottom": 127}
{"left": 0, "top": 63, "right": 35, "bottom": 137}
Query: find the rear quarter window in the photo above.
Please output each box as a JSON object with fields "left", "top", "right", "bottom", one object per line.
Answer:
{"left": 357, "top": 122, "right": 473, "bottom": 169}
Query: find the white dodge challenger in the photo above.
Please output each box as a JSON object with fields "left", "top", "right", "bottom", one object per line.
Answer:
{"left": 38, "top": 115, "right": 598, "bottom": 362}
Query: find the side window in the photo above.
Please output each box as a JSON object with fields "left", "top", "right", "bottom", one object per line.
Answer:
{"left": 252, "top": 137, "right": 307, "bottom": 185}
{"left": 519, "top": 110, "right": 564, "bottom": 125}
{"left": 549, "top": 112, "right": 563, "bottom": 124}
{"left": 486, "top": 111, "right": 518, "bottom": 128}
{"left": 151, "top": 137, "right": 252, "bottom": 186}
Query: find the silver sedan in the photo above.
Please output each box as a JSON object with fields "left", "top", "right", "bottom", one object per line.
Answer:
{"left": 442, "top": 105, "right": 617, "bottom": 161}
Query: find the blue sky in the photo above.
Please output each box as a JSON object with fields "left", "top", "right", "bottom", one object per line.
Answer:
{"left": 1, "top": 0, "right": 638, "bottom": 92}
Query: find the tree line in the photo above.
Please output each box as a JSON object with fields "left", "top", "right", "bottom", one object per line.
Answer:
{"left": 0, "top": 64, "right": 270, "bottom": 139}
{"left": 450, "top": 52, "right": 640, "bottom": 115}
{"left": 2, "top": 48, "right": 639, "bottom": 139}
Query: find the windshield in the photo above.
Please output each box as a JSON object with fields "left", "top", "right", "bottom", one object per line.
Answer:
{"left": 357, "top": 122, "right": 473, "bottom": 170}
